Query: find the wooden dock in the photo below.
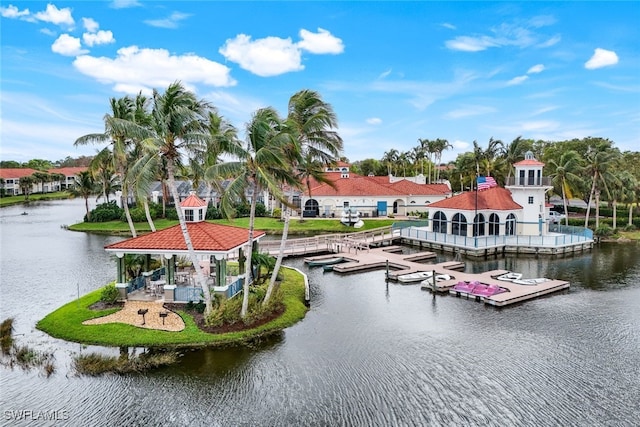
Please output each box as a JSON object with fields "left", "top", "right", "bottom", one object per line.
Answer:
{"left": 420, "top": 268, "right": 570, "bottom": 307}
{"left": 305, "top": 246, "right": 569, "bottom": 307}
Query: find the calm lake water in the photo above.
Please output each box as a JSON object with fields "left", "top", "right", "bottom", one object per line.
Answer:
{"left": 1, "top": 199, "right": 639, "bottom": 426}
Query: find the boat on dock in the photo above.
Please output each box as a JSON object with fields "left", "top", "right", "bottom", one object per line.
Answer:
{"left": 396, "top": 271, "right": 433, "bottom": 283}
{"left": 496, "top": 272, "right": 523, "bottom": 281}
{"left": 512, "top": 278, "right": 550, "bottom": 285}
{"left": 306, "top": 257, "right": 347, "bottom": 267}
{"left": 419, "top": 274, "right": 453, "bottom": 286}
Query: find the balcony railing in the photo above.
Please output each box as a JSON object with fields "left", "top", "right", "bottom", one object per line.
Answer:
{"left": 505, "top": 176, "right": 552, "bottom": 186}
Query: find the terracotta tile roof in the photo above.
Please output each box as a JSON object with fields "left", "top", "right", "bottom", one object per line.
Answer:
{"left": 105, "top": 222, "right": 264, "bottom": 253}
{"left": 0, "top": 168, "right": 38, "bottom": 179}
{"left": 513, "top": 159, "right": 544, "bottom": 166}
{"left": 181, "top": 193, "right": 208, "bottom": 207}
{"left": 306, "top": 173, "right": 450, "bottom": 197}
{"left": 427, "top": 187, "right": 522, "bottom": 210}
{"left": 48, "top": 167, "right": 88, "bottom": 176}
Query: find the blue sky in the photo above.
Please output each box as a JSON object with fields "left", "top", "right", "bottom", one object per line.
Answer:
{"left": 1, "top": 1, "right": 639, "bottom": 165}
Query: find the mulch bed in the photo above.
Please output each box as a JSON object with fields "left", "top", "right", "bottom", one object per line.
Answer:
{"left": 164, "top": 303, "right": 285, "bottom": 335}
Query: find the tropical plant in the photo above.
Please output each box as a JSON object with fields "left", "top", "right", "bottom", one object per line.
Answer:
{"left": 582, "top": 140, "right": 620, "bottom": 228}
{"left": 18, "top": 176, "right": 34, "bottom": 200}
{"left": 547, "top": 150, "right": 583, "bottom": 226}
{"left": 135, "top": 81, "right": 217, "bottom": 315}
{"left": 75, "top": 94, "right": 151, "bottom": 237}
{"left": 206, "top": 107, "right": 296, "bottom": 317}
{"left": 264, "top": 89, "right": 342, "bottom": 306}
{"left": 69, "top": 170, "right": 97, "bottom": 221}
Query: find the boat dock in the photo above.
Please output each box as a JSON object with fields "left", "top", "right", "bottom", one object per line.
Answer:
{"left": 305, "top": 247, "right": 569, "bottom": 307}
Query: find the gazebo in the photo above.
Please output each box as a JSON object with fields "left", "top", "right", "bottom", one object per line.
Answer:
{"left": 104, "top": 193, "right": 265, "bottom": 302}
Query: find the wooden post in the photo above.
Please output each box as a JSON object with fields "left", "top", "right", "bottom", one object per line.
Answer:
{"left": 432, "top": 269, "right": 436, "bottom": 293}
{"left": 385, "top": 259, "right": 389, "bottom": 280}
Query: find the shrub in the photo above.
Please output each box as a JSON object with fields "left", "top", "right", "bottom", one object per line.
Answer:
{"left": 1, "top": 318, "right": 14, "bottom": 355}
{"left": 88, "top": 201, "right": 123, "bottom": 222}
{"left": 100, "top": 284, "right": 120, "bottom": 304}
{"left": 594, "top": 225, "right": 613, "bottom": 237}
{"left": 205, "top": 206, "right": 223, "bottom": 220}
{"left": 272, "top": 208, "right": 282, "bottom": 219}
{"left": 624, "top": 224, "right": 637, "bottom": 232}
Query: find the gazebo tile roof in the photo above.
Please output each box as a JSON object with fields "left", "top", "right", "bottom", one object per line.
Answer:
{"left": 105, "top": 222, "right": 264, "bottom": 252}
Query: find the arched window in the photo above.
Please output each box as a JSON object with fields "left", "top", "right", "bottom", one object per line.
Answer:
{"left": 505, "top": 213, "right": 516, "bottom": 236}
{"left": 433, "top": 211, "right": 447, "bottom": 233}
{"left": 488, "top": 213, "right": 500, "bottom": 235}
{"left": 452, "top": 213, "right": 467, "bottom": 236}
{"left": 304, "top": 199, "right": 319, "bottom": 217}
{"left": 473, "top": 213, "right": 485, "bottom": 237}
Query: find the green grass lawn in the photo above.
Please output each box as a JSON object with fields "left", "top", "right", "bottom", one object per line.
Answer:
{"left": 0, "top": 192, "right": 71, "bottom": 207}
{"left": 36, "top": 267, "right": 308, "bottom": 348}
{"left": 68, "top": 216, "right": 396, "bottom": 235}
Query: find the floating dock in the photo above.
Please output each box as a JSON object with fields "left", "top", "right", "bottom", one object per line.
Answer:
{"left": 305, "top": 247, "right": 570, "bottom": 307}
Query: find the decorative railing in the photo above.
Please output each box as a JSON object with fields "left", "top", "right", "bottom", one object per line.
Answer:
{"left": 399, "top": 226, "right": 593, "bottom": 249}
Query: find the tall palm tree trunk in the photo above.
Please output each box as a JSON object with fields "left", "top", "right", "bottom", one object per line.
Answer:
{"left": 167, "top": 160, "right": 212, "bottom": 315}
{"left": 241, "top": 180, "right": 258, "bottom": 317}
{"left": 584, "top": 176, "right": 598, "bottom": 228}
{"left": 121, "top": 188, "right": 137, "bottom": 237}
{"left": 264, "top": 205, "right": 290, "bottom": 306}
{"left": 143, "top": 199, "right": 156, "bottom": 232}
{"left": 561, "top": 180, "right": 570, "bottom": 227}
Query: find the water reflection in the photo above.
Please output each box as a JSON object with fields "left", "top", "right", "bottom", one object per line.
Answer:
{"left": 1, "top": 200, "right": 639, "bottom": 426}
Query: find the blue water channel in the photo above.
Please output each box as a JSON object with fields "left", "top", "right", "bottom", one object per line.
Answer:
{"left": 1, "top": 199, "right": 639, "bottom": 426}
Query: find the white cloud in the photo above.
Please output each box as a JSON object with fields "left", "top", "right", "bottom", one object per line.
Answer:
{"left": 34, "top": 4, "right": 74, "bottom": 27}
{"left": 445, "top": 20, "right": 559, "bottom": 52}
{"left": 452, "top": 139, "right": 470, "bottom": 151}
{"left": 378, "top": 69, "right": 392, "bottom": 79}
{"left": 297, "top": 28, "right": 344, "bottom": 54}
{"left": 83, "top": 30, "right": 115, "bottom": 47}
{"left": 507, "top": 75, "right": 529, "bottom": 86}
{"left": 0, "top": 4, "right": 31, "bottom": 19}
{"left": 73, "top": 46, "right": 236, "bottom": 93}
{"left": 40, "top": 28, "right": 56, "bottom": 36}
{"left": 441, "top": 23, "right": 456, "bottom": 30}
{"left": 527, "top": 64, "right": 545, "bottom": 74}
{"left": 110, "top": 0, "right": 142, "bottom": 9}
{"left": 585, "top": 48, "right": 619, "bottom": 69}
{"left": 51, "top": 34, "right": 88, "bottom": 56}
{"left": 144, "top": 12, "right": 191, "bottom": 29}
{"left": 219, "top": 29, "right": 344, "bottom": 77}
{"left": 538, "top": 34, "right": 561, "bottom": 48}
{"left": 445, "top": 105, "right": 497, "bottom": 119}
{"left": 366, "top": 117, "right": 382, "bottom": 125}
{"left": 445, "top": 36, "right": 497, "bottom": 52}
{"left": 220, "top": 34, "right": 303, "bottom": 77}
{"left": 530, "top": 106, "right": 559, "bottom": 116}
{"left": 82, "top": 17, "right": 99, "bottom": 33}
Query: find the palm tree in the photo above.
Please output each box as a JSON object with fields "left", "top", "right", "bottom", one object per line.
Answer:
{"left": 88, "top": 147, "right": 117, "bottom": 202}
{"left": 188, "top": 111, "right": 238, "bottom": 205}
{"left": 432, "top": 138, "right": 452, "bottom": 182}
{"left": 547, "top": 150, "right": 583, "bottom": 226}
{"left": 583, "top": 141, "right": 620, "bottom": 228}
{"left": 264, "top": 89, "right": 342, "bottom": 306}
{"left": 75, "top": 95, "right": 150, "bottom": 237}
{"left": 502, "top": 136, "right": 530, "bottom": 183}
{"left": 32, "top": 171, "right": 50, "bottom": 193}
{"left": 69, "top": 170, "right": 97, "bottom": 221}
{"left": 138, "top": 81, "right": 217, "bottom": 315}
{"left": 19, "top": 176, "right": 34, "bottom": 200}
{"left": 382, "top": 149, "right": 400, "bottom": 175}
{"left": 206, "top": 107, "right": 296, "bottom": 317}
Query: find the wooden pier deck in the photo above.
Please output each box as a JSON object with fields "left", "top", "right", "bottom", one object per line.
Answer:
{"left": 420, "top": 268, "right": 570, "bottom": 307}
{"left": 305, "top": 246, "right": 569, "bottom": 307}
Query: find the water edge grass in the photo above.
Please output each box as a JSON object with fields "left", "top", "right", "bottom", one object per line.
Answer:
{"left": 36, "top": 267, "right": 308, "bottom": 349}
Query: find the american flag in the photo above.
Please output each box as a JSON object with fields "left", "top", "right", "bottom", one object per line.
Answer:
{"left": 477, "top": 176, "right": 497, "bottom": 191}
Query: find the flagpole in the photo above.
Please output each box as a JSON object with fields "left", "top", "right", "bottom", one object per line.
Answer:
{"left": 475, "top": 162, "right": 479, "bottom": 246}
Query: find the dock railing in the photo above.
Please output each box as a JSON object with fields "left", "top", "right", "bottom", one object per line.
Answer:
{"left": 399, "top": 226, "right": 593, "bottom": 249}
{"left": 259, "top": 226, "right": 398, "bottom": 257}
